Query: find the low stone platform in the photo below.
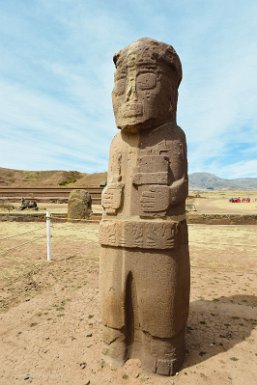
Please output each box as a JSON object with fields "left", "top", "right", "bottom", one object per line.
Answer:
{"left": 0, "top": 212, "right": 256, "bottom": 224}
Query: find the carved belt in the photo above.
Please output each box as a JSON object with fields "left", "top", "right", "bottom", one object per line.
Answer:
{"left": 99, "top": 216, "right": 186, "bottom": 249}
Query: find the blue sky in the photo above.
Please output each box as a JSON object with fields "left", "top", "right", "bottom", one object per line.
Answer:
{"left": 0, "top": 0, "right": 257, "bottom": 179}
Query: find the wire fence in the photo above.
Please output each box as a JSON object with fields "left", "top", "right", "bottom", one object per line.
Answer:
{"left": 0, "top": 213, "right": 256, "bottom": 273}
{"left": 0, "top": 226, "right": 44, "bottom": 241}
{"left": 0, "top": 235, "right": 46, "bottom": 257}
{"left": 0, "top": 212, "right": 101, "bottom": 266}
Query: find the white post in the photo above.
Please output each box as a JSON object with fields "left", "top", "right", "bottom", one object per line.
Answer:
{"left": 46, "top": 211, "right": 52, "bottom": 262}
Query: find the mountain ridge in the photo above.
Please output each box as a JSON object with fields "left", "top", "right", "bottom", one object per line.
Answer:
{"left": 0, "top": 168, "right": 256, "bottom": 190}
{"left": 190, "top": 172, "right": 257, "bottom": 190}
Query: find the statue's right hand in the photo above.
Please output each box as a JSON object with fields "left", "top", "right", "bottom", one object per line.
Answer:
{"left": 102, "top": 188, "right": 114, "bottom": 209}
{"left": 101, "top": 183, "right": 124, "bottom": 214}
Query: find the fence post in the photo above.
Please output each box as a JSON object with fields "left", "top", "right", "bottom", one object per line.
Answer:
{"left": 46, "top": 211, "right": 52, "bottom": 262}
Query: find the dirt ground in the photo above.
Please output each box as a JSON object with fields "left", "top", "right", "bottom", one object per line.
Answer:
{"left": 189, "top": 191, "right": 257, "bottom": 215}
{"left": 0, "top": 220, "right": 257, "bottom": 385}
{"left": 0, "top": 202, "right": 103, "bottom": 216}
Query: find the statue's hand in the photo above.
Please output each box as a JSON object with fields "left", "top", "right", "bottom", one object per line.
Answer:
{"left": 102, "top": 183, "right": 124, "bottom": 215}
{"left": 140, "top": 186, "right": 170, "bottom": 213}
{"left": 169, "top": 177, "right": 188, "bottom": 205}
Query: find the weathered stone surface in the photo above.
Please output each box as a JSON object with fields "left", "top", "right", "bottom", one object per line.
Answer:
{"left": 67, "top": 189, "right": 92, "bottom": 219}
{"left": 99, "top": 219, "right": 182, "bottom": 249}
{"left": 100, "top": 38, "right": 190, "bottom": 376}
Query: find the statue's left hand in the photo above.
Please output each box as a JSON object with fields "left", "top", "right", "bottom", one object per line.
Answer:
{"left": 140, "top": 186, "right": 170, "bottom": 213}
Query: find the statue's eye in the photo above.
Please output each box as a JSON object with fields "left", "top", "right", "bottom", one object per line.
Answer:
{"left": 114, "top": 78, "right": 126, "bottom": 95}
{"left": 137, "top": 73, "right": 156, "bottom": 90}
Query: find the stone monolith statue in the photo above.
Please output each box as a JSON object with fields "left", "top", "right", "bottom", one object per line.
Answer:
{"left": 67, "top": 189, "right": 92, "bottom": 219}
{"left": 99, "top": 38, "right": 190, "bottom": 376}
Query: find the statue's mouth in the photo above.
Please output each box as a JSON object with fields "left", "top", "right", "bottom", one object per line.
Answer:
{"left": 122, "top": 103, "right": 143, "bottom": 118}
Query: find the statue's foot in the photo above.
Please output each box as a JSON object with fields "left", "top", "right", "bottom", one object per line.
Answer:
{"left": 155, "top": 358, "right": 180, "bottom": 376}
{"left": 141, "top": 329, "right": 186, "bottom": 376}
{"left": 102, "top": 326, "right": 126, "bottom": 367}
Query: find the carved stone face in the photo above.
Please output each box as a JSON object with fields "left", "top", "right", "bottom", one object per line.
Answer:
{"left": 112, "top": 45, "right": 177, "bottom": 133}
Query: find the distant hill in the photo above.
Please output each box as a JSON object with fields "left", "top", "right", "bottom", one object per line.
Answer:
{"left": 0, "top": 167, "right": 107, "bottom": 187}
{"left": 0, "top": 168, "right": 256, "bottom": 191}
{"left": 190, "top": 172, "right": 257, "bottom": 191}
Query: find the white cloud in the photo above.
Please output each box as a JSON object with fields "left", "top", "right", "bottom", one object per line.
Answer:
{"left": 220, "top": 160, "right": 257, "bottom": 179}
{"left": 0, "top": 0, "right": 256, "bottom": 178}
{"left": 0, "top": 80, "right": 111, "bottom": 172}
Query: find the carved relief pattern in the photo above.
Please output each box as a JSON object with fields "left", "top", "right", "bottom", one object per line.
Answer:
{"left": 99, "top": 220, "right": 178, "bottom": 249}
{"left": 110, "top": 152, "right": 122, "bottom": 182}
{"left": 101, "top": 183, "right": 124, "bottom": 215}
{"left": 133, "top": 155, "right": 170, "bottom": 216}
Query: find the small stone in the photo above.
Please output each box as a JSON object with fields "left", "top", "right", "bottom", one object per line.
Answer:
{"left": 86, "top": 333, "right": 93, "bottom": 337}
{"left": 80, "top": 362, "right": 87, "bottom": 369}
{"left": 24, "top": 373, "right": 30, "bottom": 380}
{"left": 230, "top": 357, "right": 239, "bottom": 361}
{"left": 99, "top": 359, "right": 105, "bottom": 368}
{"left": 30, "top": 322, "right": 37, "bottom": 327}
{"left": 85, "top": 381, "right": 90, "bottom": 385}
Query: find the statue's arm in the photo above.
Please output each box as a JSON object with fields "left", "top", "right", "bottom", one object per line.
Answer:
{"left": 169, "top": 174, "right": 188, "bottom": 206}
{"left": 169, "top": 130, "right": 188, "bottom": 206}
{"left": 101, "top": 134, "right": 124, "bottom": 215}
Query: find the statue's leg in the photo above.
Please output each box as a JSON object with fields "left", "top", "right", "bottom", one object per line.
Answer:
{"left": 132, "top": 242, "right": 190, "bottom": 375}
{"left": 140, "top": 326, "right": 186, "bottom": 375}
{"left": 100, "top": 246, "right": 127, "bottom": 365}
{"left": 102, "top": 325, "right": 127, "bottom": 366}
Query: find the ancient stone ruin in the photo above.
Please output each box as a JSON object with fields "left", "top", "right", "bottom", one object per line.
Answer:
{"left": 20, "top": 198, "right": 38, "bottom": 211}
{"left": 67, "top": 189, "right": 92, "bottom": 219}
{"left": 99, "top": 38, "right": 190, "bottom": 376}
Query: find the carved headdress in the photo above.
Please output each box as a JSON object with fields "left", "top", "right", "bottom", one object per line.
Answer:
{"left": 113, "top": 38, "right": 182, "bottom": 86}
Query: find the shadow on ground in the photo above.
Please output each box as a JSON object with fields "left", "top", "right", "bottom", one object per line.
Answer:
{"left": 184, "top": 295, "right": 257, "bottom": 368}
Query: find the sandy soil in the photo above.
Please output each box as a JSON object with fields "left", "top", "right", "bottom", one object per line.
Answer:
{"left": 0, "top": 221, "right": 257, "bottom": 385}
{"left": 190, "top": 191, "right": 257, "bottom": 215}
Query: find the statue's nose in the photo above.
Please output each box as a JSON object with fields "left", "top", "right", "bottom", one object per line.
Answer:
{"left": 125, "top": 80, "right": 137, "bottom": 102}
